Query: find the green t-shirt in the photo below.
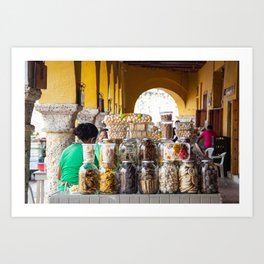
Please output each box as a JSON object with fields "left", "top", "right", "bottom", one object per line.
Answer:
{"left": 58, "top": 143, "right": 100, "bottom": 191}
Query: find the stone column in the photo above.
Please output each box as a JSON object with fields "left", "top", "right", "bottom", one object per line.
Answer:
{"left": 35, "top": 104, "right": 81, "bottom": 196}
{"left": 77, "top": 108, "right": 99, "bottom": 124}
{"left": 25, "top": 86, "right": 42, "bottom": 203}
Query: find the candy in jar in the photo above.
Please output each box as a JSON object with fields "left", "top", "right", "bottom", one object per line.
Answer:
{"left": 99, "top": 162, "right": 118, "bottom": 194}
{"left": 179, "top": 160, "right": 198, "bottom": 193}
{"left": 159, "top": 160, "right": 179, "bottom": 193}
{"left": 139, "top": 161, "right": 159, "bottom": 194}
{"left": 119, "top": 138, "right": 138, "bottom": 163}
{"left": 139, "top": 138, "right": 157, "bottom": 163}
{"left": 79, "top": 144, "right": 100, "bottom": 194}
{"left": 118, "top": 161, "right": 138, "bottom": 194}
{"left": 201, "top": 159, "right": 219, "bottom": 193}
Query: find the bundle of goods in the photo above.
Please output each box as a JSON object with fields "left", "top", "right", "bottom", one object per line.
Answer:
{"left": 129, "top": 123, "right": 149, "bottom": 139}
{"left": 103, "top": 113, "right": 152, "bottom": 139}
{"left": 175, "top": 121, "right": 193, "bottom": 139}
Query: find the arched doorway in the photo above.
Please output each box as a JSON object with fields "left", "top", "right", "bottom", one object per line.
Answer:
{"left": 134, "top": 88, "right": 179, "bottom": 124}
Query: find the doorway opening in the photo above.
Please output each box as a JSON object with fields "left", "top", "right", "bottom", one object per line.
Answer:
{"left": 134, "top": 88, "right": 179, "bottom": 124}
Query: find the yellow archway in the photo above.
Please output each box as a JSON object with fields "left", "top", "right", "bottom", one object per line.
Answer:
{"left": 124, "top": 77, "right": 186, "bottom": 115}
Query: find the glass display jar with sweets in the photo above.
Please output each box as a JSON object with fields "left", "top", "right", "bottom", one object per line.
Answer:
{"left": 159, "top": 160, "right": 179, "bottom": 194}
{"left": 160, "top": 111, "right": 173, "bottom": 122}
{"left": 99, "top": 162, "right": 118, "bottom": 194}
{"left": 200, "top": 159, "right": 219, "bottom": 194}
{"left": 79, "top": 144, "right": 100, "bottom": 194}
{"left": 160, "top": 121, "right": 173, "bottom": 139}
{"left": 139, "top": 161, "right": 159, "bottom": 194}
{"left": 138, "top": 138, "right": 158, "bottom": 164}
{"left": 178, "top": 160, "right": 198, "bottom": 193}
{"left": 118, "top": 161, "right": 138, "bottom": 194}
{"left": 119, "top": 138, "right": 138, "bottom": 163}
{"left": 157, "top": 138, "right": 173, "bottom": 166}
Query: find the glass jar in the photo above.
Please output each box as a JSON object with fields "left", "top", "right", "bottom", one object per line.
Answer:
{"left": 100, "top": 143, "right": 116, "bottom": 163}
{"left": 157, "top": 138, "right": 173, "bottom": 165}
{"left": 119, "top": 138, "right": 138, "bottom": 163}
{"left": 139, "top": 138, "right": 157, "bottom": 163}
{"left": 160, "top": 111, "right": 173, "bottom": 121}
{"left": 99, "top": 162, "right": 118, "bottom": 194}
{"left": 177, "top": 142, "right": 190, "bottom": 161}
{"left": 179, "top": 160, "right": 198, "bottom": 193}
{"left": 139, "top": 161, "right": 159, "bottom": 194}
{"left": 159, "top": 160, "right": 179, "bottom": 194}
{"left": 201, "top": 159, "right": 219, "bottom": 193}
{"left": 160, "top": 121, "right": 173, "bottom": 139}
{"left": 118, "top": 161, "right": 138, "bottom": 194}
{"left": 79, "top": 144, "right": 100, "bottom": 194}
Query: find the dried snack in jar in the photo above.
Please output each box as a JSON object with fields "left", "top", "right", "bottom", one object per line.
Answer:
{"left": 119, "top": 139, "right": 138, "bottom": 163}
{"left": 101, "top": 143, "right": 116, "bottom": 163}
{"left": 160, "top": 121, "right": 173, "bottom": 139}
{"left": 178, "top": 144, "right": 190, "bottom": 160}
{"left": 160, "top": 111, "right": 173, "bottom": 121}
{"left": 79, "top": 167, "right": 100, "bottom": 194}
{"left": 159, "top": 161, "right": 178, "bottom": 193}
{"left": 201, "top": 160, "right": 218, "bottom": 193}
{"left": 139, "top": 138, "right": 157, "bottom": 162}
{"left": 179, "top": 160, "right": 198, "bottom": 193}
{"left": 139, "top": 161, "right": 158, "bottom": 194}
{"left": 100, "top": 165, "right": 118, "bottom": 194}
{"left": 118, "top": 161, "right": 138, "bottom": 194}
{"left": 163, "top": 143, "right": 176, "bottom": 161}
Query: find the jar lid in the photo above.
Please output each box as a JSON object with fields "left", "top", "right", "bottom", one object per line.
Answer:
{"left": 160, "top": 111, "right": 173, "bottom": 115}
{"left": 160, "top": 121, "right": 173, "bottom": 124}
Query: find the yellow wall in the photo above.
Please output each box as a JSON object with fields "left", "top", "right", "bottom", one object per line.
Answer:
{"left": 184, "top": 72, "right": 198, "bottom": 116}
{"left": 123, "top": 65, "right": 189, "bottom": 115}
{"left": 222, "top": 61, "right": 239, "bottom": 136}
{"left": 99, "top": 61, "right": 108, "bottom": 110}
{"left": 81, "top": 61, "right": 97, "bottom": 108}
{"left": 198, "top": 61, "right": 214, "bottom": 109}
{"left": 214, "top": 61, "right": 225, "bottom": 71}
{"left": 39, "top": 61, "right": 76, "bottom": 104}
{"left": 109, "top": 63, "right": 115, "bottom": 113}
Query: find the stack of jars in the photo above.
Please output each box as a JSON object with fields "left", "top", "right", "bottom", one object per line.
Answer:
{"left": 160, "top": 111, "right": 173, "bottom": 140}
{"left": 158, "top": 143, "right": 179, "bottom": 194}
{"left": 138, "top": 138, "right": 159, "bottom": 194}
{"left": 79, "top": 144, "right": 100, "bottom": 194}
{"left": 99, "top": 142, "right": 118, "bottom": 194}
{"left": 118, "top": 138, "right": 139, "bottom": 194}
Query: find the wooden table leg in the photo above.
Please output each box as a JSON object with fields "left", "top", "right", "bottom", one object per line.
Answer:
{"left": 36, "top": 181, "right": 40, "bottom": 203}
{"left": 40, "top": 180, "right": 44, "bottom": 203}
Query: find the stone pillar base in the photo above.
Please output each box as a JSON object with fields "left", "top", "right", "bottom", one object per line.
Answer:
{"left": 35, "top": 104, "right": 81, "bottom": 196}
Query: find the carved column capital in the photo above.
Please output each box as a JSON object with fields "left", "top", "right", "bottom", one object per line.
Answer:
{"left": 35, "top": 104, "right": 82, "bottom": 132}
{"left": 77, "top": 108, "right": 99, "bottom": 124}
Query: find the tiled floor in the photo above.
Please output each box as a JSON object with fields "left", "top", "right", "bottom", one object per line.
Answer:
{"left": 28, "top": 176, "right": 239, "bottom": 204}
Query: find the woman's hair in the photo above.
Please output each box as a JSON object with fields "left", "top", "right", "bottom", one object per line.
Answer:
{"left": 73, "top": 123, "right": 98, "bottom": 141}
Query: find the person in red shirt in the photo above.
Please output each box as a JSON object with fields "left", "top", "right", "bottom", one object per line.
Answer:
{"left": 196, "top": 125, "right": 217, "bottom": 149}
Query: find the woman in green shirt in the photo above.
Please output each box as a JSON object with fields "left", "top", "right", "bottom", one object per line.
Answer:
{"left": 57, "top": 123, "right": 99, "bottom": 191}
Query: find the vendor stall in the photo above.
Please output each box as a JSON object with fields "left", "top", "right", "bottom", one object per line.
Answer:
{"left": 49, "top": 112, "right": 222, "bottom": 203}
